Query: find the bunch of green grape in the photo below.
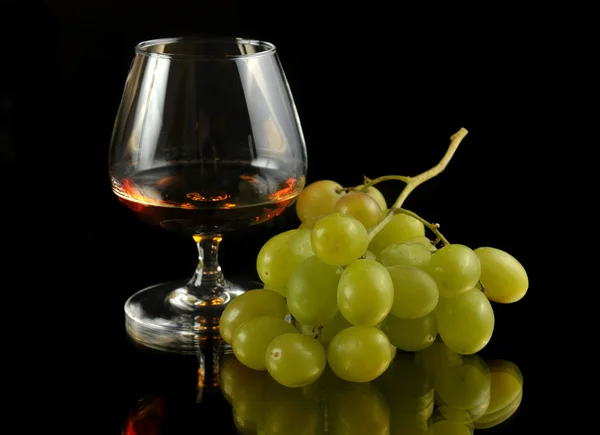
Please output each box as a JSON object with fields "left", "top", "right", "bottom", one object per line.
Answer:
{"left": 219, "top": 179, "right": 529, "bottom": 389}
{"left": 220, "top": 340, "right": 524, "bottom": 434}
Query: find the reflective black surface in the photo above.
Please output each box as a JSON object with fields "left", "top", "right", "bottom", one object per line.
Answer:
{"left": 4, "top": 3, "right": 578, "bottom": 434}
{"left": 120, "top": 338, "right": 526, "bottom": 435}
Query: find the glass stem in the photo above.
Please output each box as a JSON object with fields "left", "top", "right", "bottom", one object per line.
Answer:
{"left": 187, "top": 233, "right": 226, "bottom": 299}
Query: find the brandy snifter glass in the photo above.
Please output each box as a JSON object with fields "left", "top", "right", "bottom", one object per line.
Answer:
{"left": 108, "top": 37, "right": 307, "bottom": 353}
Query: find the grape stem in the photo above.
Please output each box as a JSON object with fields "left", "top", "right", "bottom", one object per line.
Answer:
{"left": 365, "top": 128, "right": 468, "bottom": 243}
{"left": 395, "top": 209, "right": 486, "bottom": 291}
{"left": 338, "top": 175, "right": 411, "bottom": 193}
{"left": 312, "top": 325, "right": 323, "bottom": 342}
{"left": 395, "top": 208, "right": 450, "bottom": 246}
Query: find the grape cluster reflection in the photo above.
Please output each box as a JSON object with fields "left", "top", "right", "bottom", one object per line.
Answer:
{"left": 221, "top": 341, "right": 523, "bottom": 434}
{"left": 122, "top": 340, "right": 523, "bottom": 434}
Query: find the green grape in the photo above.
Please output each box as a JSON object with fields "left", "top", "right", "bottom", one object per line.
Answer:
{"left": 409, "top": 236, "right": 438, "bottom": 252}
{"left": 338, "top": 259, "right": 394, "bottom": 326}
{"left": 474, "top": 247, "right": 529, "bottom": 303}
{"left": 320, "top": 311, "right": 354, "bottom": 346}
{"left": 311, "top": 213, "right": 368, "bottom": 266}
{"left": 357, "top": 185, "right": 387, "bottom": 211}
{"left": 286, "top": 256, "right": 341, "bottom": 325}
{"left": 295, "top": 311, "right": 354, "bottom": 347}
{"left": 363, "top": 250, "right": 377, "bottom": 260}
{"left": 295, "top": 320, "right": 318, "bottom": 337}
{"left": 334, "top": 192, "right": 383, "bottom": 228}
{"left": 295, "top": 180, "right": 345, "bottom": 223}
{"left": 220, "top": 289, "right": 288, "bottom": 344}
{"left": 257, "top": 229, "right": 314, "bottom": 293}
{"left": 265, "top": 333, "right": 327, "bottom": 388}
{"left": 369, "top": 213, "right": 425, "bottom": 256}
{"left": 232, "top": 316, "right": 298, "bottom": 370}
{"left": 380, "top": 312, "right": 437, "bottom": 351}
{"left": 436, "top": 289, "right": 495, "bottom": 355}
{"left": 378, "top": 241, "right": 432, "bottom": 269}
{"left": 414, "top": 340, "right": 463, "bottom": 383}
{"left": 298, "top": 214, "right": 326, "bottom": 229}
{"left": 327, "top": 326, "right": 393, "bottom": 382}
{"left": 387, "top": 265, "right": 439, "bottom": 319}
{"left": 327, "top": 381, "right": 390, "bottom": 435}
{"left": 427, "top": 244, "right": 481, "bottom": 298}
{"left": 484, "top": 360, "right": 523, "bottom": 415}
{"left": 389, "top": 345, "right": 398, "bottom": 361}
{"left": 427, "top": 418, "right": 473, "bottom": 435}
{"left": 435, "top": 354, "right": 491, "bottom": 411}
{"left": 257, "top": 398, "right": 325, "bottom": 435}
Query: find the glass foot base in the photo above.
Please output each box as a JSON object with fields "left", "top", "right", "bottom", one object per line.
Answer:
{"left": 124, "top": 278, "right": 260, "bottom": 354}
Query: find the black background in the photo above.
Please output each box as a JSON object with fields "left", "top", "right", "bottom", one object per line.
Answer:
{"left": 2, "top": 1, "right": 588, "bottom": 434}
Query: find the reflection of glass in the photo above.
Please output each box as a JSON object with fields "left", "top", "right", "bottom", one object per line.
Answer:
{"left": 122, "top": 342, "right": 223, "bottom": 434}
{"left": 123, "top": 396, "right": 165, "bottom": 435}
{"left": 108, "top": 37, "right": 307, "bottom": 354}
{"left": 122, "top": 341, "right": 524, "bottom": 434}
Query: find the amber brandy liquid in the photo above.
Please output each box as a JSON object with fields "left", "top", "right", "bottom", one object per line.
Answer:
{"left": 112, "top": 161, "right": 302, "bottom": 234}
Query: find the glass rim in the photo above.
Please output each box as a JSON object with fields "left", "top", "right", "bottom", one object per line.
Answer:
{"left": 135, "top": 37, "right": 277, "bottom": 60}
